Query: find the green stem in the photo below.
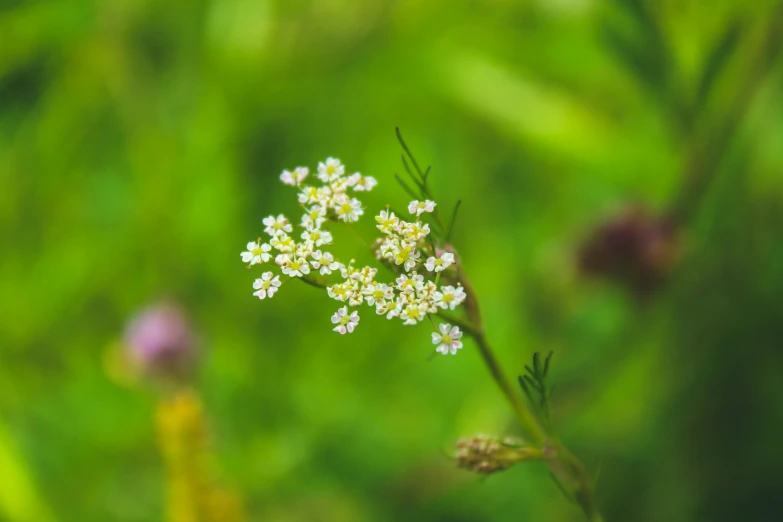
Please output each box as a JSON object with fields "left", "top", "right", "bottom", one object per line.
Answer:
{"left": 471, "top": 331, "right": 547, "bottom": 444}
{"left": 454, "top": 261, "right": 601, "bottom": 522}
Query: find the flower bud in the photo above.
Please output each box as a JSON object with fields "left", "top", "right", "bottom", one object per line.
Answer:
{"left": 124, "top": 303, "right": 197, "bottom": 381}
{"left": 455, "top": 434, "right": 543, "bottom": 475}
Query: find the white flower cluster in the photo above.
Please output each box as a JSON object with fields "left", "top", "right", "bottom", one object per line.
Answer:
{"left": 240, "top": 157, "right": 467, "bottom": 355}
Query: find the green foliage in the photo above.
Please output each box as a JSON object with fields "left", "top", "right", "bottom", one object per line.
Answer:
{"left": 518, "top": 351, "right": 555, "bottom": 430}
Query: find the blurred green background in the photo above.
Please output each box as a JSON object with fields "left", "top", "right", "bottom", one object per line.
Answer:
{"left": 3, "top": 0, "right": 783, "bottom": 520}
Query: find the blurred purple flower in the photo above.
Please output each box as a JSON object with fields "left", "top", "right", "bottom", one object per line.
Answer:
{"left": 124, "top": 303, "right": 197, "bottom": 380}
{"left": 579, "top": 207, "right": 680, "bottom": 298}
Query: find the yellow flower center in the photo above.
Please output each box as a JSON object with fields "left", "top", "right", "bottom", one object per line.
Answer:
{"left": 442, "top": 294, "right": 454, "bottom": 303}
{"left": 442, "top": 334, "right": 452, "bottom": 344}
{"left": 252, "top": 247, "right": 262, "bottom": 256}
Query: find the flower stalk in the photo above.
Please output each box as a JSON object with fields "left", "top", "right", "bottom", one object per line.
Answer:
{"left": 451, "top": 255, "right": 602, "bottom": 521}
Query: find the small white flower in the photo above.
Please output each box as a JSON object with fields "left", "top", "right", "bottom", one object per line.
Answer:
{"left": 434, "top": 285, "right": 466, "bottom": 310}
{"left": 432, "top": 323, "right": 463, "bottom": 355}
{"left": 310, "top": 251, "right": 340, "bottom": 275}
{"left": 375, "top": 210, "right": 399, "bottom": 234}
{"left": 350, "top": 266, "right": 377, "bottom": 285}
{"left": 275, "top": 253, "right": 291, "bottom": 266}
{"left": 425, "top": 252, "right": 455, "bottom": 272}
{"left": 362, "top": 283, "right": 394, "bottom": 307}
{"left": 335, "top": 197, "right": 364, "bottom": 223}
{"left": 280, "top": 166, "right": 309, "bottom": 186}
{"left": 294, "top": 242, "right": 314, "bottom": 259}
{"left": 301, "top": 228, "right": 333, "bottom": 247}
{"left": 281, "top": 257, "right": 310, "bottom": 278}
{"left": 394, "top": 244, "right": 420, "bottom": 272}
{"left": 270, "top": 234, "right": 295, "bottom": 252}
{"left": 348, "top": 289, "right": 364, "bottom": 307}
{"left": 396, "top": 272, "right": 424, "bottom": 294}
{"left": 298, "top": 186, "right": 320, "bottom": 204}
{"left": 378, "top": 239, "right": 397, "bottom": 260}
{"left": 330, "top": 177, "right": 351, "bottom": 194}
{"left": 376, "top": 299, "right": 401, "bottom": 319}
{"left": 241, "top": 241, "right": 271, "bottom": 265}
{"left": 403, "top": 221, "right": 430, "bottom": 241}
{"left": 252, "top": 272, "right": 281, "bottom": 299}
{"left": 400, "top": 303, "right": 426, "bottom": 325}
{"left": 328, "top": 280, "right": 357, "bottom": 302}
{"left": 417, "top": 281, "right": 439, "bottom": 313}
{"left": 263, "top": 214, "right": 293, "bottom": 237}
{"left": 318, "top": 157, "right": 345, "bottom": 182}
{"left": 348, "top": 173, "right": 377, "bottom": 191}
{"left": 316, "top": 186, "right": 333, "bottom": 205}
{"left": 408, "top": 200, "right": 436, "bottom": 216}
{"left": 331, "top": 306, "right": 359, "bottom": 334}
{"left": 301, "top": 205, "right": 327, "bottom": 230}
{"left": 339, "top": 262, "right": 358, "bottom": 279}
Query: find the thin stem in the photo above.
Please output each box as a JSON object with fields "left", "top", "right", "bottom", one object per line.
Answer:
{"left": 454, "top": 259, "right": 601, "bottom": 521}
{"left": 450, "top": 262, "right": 545, "bottom": 443}
{"left": 470, "top": 332, "right": 547, "bottom": 444}
{"left": 344, "top": 222, "right": 372, "bottom": 250}
{"left": 299, "top": 276, "right": 327, "bottom": 289}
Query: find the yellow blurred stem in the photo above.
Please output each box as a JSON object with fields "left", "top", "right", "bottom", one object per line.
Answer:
{"left": 156, "top": 389, "right": 245, "bottom": 522}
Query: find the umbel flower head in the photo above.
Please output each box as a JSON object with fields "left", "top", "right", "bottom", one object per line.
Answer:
{"left": 240, "top": 152, "right": 468, "bottom": 354}
{"left": 455, "top": 434, "right": 545, "bottom": 475}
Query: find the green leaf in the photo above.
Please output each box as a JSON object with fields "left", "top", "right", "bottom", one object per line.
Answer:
{"left": 445, "top": 200, "right": 462, "bottom": 244}
{"left": 695, "top": 20, "right": 744, "bottom": 111}
{"left": 543, "top": 351, "right": 553, "bottom": 378}
{"left": 524, "top": 375, "right": 542, "bottom": 393}
{"left": 401, "top": 155, "right": 426, "bottom": 195}
{"left": 396, "top": 127, "right": 425, "bottom": 179}
{"left": 394, "top": 174, "right": 419, "bottom": 200}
